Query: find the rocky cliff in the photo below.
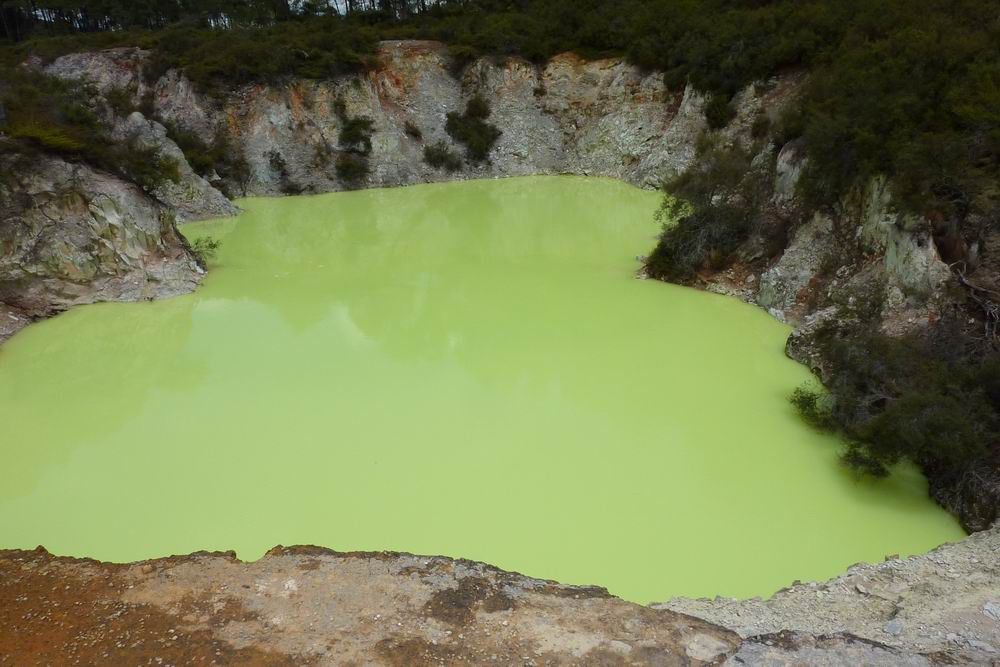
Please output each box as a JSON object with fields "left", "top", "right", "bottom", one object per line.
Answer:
{"left": 3, "top": 40, "right": 798, "bottom": 343}
{"left": 0, "top": 153, "right": 204, "bottom": 342}
{"left": 13, "top": 41, "right": 967, "bottom": 354}
{"left": 664, "top": 136, "right": 1000, "bottom": 532}
{"left": 2, "top": 40, "right": 804, "bottom": 339}
{"left": 41, "top": 40, "right": 725, "bottom": 195}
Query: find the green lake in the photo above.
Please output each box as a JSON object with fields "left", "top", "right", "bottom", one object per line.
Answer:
{"left": 0, "top": 176, "right": 963, "bottom": 602}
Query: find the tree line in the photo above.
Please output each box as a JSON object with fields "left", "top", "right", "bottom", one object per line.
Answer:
{"left": 3, "top": 0, "right": 998, "bottom": 225}
{"left": 0, "top": 0, "right": 437, "bottom": 41}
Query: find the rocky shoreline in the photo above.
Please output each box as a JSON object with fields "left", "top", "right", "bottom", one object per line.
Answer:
{"left": 2, "top": 528, "right": 998, "bottom": 665}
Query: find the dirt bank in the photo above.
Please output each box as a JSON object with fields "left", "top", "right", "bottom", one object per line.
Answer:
{"left": 3, "top": 529, "right": 999, "bottom": 665}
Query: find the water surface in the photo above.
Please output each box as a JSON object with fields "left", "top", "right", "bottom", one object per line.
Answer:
{"left": 0, "top": 176, "right": 962, "bottom": 602}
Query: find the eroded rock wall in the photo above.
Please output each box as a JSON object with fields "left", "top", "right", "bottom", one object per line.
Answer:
{"left": 29, "top": 41, "right": 963, "bottom": 347}
{"left": 660, "top": 525, "right": 1000, "bottom": 665}
{"left": 41, "top": 41, "right": 786, "bottom": 199}
{"left": 165, "top": 41, "right": 714, "bottom": 194}
{"left": 0, "top": 153, "right": 203, "bottom": 342}
{"left": 5, "top": 40, "right": 791, "bottom": 344}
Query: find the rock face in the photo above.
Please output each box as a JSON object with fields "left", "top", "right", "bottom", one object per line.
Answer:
{"left": 4, "top": 529, "right": 999, "bottom": 666}
{"left": 25, "top": 42, "right": 962, "bottom": 343}
{"left": 152, "top": 41, "right": 709, "bottom": 195}
{"left": 4, "top": 40, "right": 793, "bottom": 344}
{"left": 41, "top": 41, "right": 794, "bottom": 199}
{"left": 110, "top": 110, "right": 237, "bottom": 221}
{"left": 660, "top": 525, "right": 1000, "bottom": 665}
{"left": 0, "top": 153, "right": 203, "bottom": 342}
{"left": 694, "top": 140, "right": 1000, "bottom": 531}
{"left": 698, "top": 144, "right": 956, "bottom": 336}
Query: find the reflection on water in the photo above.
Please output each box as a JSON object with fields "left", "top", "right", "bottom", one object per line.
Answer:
{"left": 0, "top": 176, "right": 963, "bottom": 602}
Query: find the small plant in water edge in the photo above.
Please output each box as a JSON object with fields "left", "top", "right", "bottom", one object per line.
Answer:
{"left": 190, "top": 236, "right": 221, "bottom": 264}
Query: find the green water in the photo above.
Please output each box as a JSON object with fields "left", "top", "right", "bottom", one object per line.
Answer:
{"left": 0, "top": 176, "right": 962, "bottom": 602}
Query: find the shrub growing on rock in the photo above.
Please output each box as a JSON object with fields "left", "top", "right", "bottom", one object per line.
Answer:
{"left": 790, "top": 384, "right": 834, "bottom": 430}
{"left": 139, "top": 21, "right": 376, "bottom": 96}
{"left": 445, "top": 95, "right": 501, "bottom": 163}
{"left": 335, "top": 153, "right": 369, "bottom": 184}
{"left": 189, "top": 236, "right": 221, "bottom": 264}
{"left": 104, "top": 85, "right": 137, "bottom": 117}
{"left": 645, "top": 144, "right": 768, "bottom": 281}
{"left": 268, "top": 150, "right": 301, "bottom": 194}
{"left": 0, "top": 67, "right": 179, "bottom": 192}
{"left": 116, "top": 141, "right": 181, "bottom": 192}
{"left": 792, "top": 324, "right": 1000, "bottom": 479}
{"left": 423, "top": 141, "right": 462, "bottom": 172}
{"left": 704, "top": 93, "right": 736, "bottom": 130}
{"left": 338, "top": 116, "right": 374, "bottom": 155}
{"left": 328, "top": 98, "right": 374, "bottom": 183}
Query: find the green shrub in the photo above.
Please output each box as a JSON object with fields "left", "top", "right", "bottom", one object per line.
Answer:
{"left": 6, "top": 120, "right": 87, "bottom": 152}
{"left": 445, "top": 44, "right": 480, "bottom": 76}
{"left": 645, "top": 144, "right": 767, "bottom": 280}
{"left": 335, "top": 153, "right": 369, "bottom": 184}
{"left": 790, "top": 384, "right": 834, "bottom": 429}
{"left": 137, "top": 21, "right": 377, "bottom": 96}
{"left": 423, "top": 141, "right": 463, "bottom": 172}
{"left": 465, "top": 95, "right": 490, "bottom": 120}
{"left": 268, "top": 150, "right": 301, "bottom": 194}
{"left": 750, "top": 113, "right": 771, "bottom": 139}
{"left": 339, "top": 116, "right": 374, "bottom": 155}
{"left": 158, "top": 120, "right": 244, "bottom": 185}
{"left": 104, "top": 85, "right": 137, "bottom": 117}
{"left": 189, "top": 236, "right": 221, "bottom": 264}
{"left": 138, "top": 90, "right": 156, "bottom": 116}
{"left": 161, "top": 121, "right": 215, "bottom": 175}
{"left": 117, "top": 142, "right": 182, "bottom": 192}
{"left": 332, "top": 98, "right": 374, "bottom": 155}
{"left": 445, "top": 95, "right": 501, "bottom": 163}
{"left": 704, "top": 93, "right": 736, "bottom": 130}
{"left": 0, "top": 66, "right": 178, "bottom": 191}
{"left": 794, "top": 327, "right": 1000, "bottom": 478}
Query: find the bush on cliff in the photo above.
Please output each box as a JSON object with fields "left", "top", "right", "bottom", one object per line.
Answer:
{"left": 445, "top": 95, "right": 501, "bottom": 163}
{"left": 423, "top": 141, "right": 462, "bottom": 172}
{"left": 159, "top": 121, "right": 251, "bottom": 197}
{"left": 4, "top": 1, "right": 997, "bottom": 225}
{"left": 645, "top": 144, "right": 768, "bottom": 281}
{"left": 189, "top": 236, "right": 221, "bottom": 264}
{"left": 0, "top": 67, "right": 179, "bottom": 192}
{"left": 704, "top": 94, "right": 736, "bottom": 131}
{"left": 141, "top": 20, "right": 377, "bottom": 96}
{"left": 791, "top": 326, "right": 1000, "bottom": 479}
{"left": 333, "top": 99, "right": 375, "bottom": 156}
{"left": 335, "top": 153, "right": 369, "bottom": 185}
